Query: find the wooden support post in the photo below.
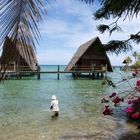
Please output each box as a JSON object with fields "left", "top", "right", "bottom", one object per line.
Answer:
{"left": 75, "top": 64, "right": 78, "bottom": 79}
{"left": 105, "top": 64, "right": 107, "bottom": 79}
{"left": 14, "top": 61, "right": 16, "bottom": 71}
{"left": 16, "top": 72, "right": 19, "bottom": 79}
{"left": 101, "top": 72, "right": 104, "bottom": 78}
{"left": 73, "top": 64, "right": 78, "bottom": 79}
{"left": 91, "top": 64, "right": 95, "bottom": 72}
{"left": 91, "top": 64, "right": 95, "bottom": 79}
{"left": 37, "top": 71, "right": 40, "bottom": 80}
{"left": 92, "top": 73, "right": 95, "bottom": 79}
{"left": 19, "top": 72, "right": 21, "bottom": 79}
{"left": 72, "top": 72, "right": 75, "bottom": 79}
{"left": 57, "top": 65, "right": 60, "bottom": 80}
{"left": 37, "top": 66, "right": 40, "bottom": 80}
{"left": 97, "top": 72, "right": 99, "bottom": 78}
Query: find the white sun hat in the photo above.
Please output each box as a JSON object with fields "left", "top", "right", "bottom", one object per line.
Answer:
{"left": 52, "top": 95, "right": 56, "bottom": 100}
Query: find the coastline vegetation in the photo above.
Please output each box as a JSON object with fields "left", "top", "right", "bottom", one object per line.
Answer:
{"left": 122, "top": 51, "right": 140, "bottom": 70}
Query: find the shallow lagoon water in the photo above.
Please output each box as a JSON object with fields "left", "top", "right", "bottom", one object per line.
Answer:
{"left": 0, "top": 66, "right": 139, "bottom": 140}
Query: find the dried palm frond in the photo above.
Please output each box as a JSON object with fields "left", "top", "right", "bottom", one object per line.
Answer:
{"left": 0, "top": 0, "right": 47, "bottom": 64}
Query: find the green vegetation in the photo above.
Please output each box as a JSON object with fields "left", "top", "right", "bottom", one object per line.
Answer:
{"left": 133, "top": 61, "right": 140, "bottom": 68}
{"left": 94, "top": 0, "right": 140, "bottom": 55}
{"left": 131, "top": 51, "right": 140, "bottom": 68}
{"left": 123, "top": 51, "right": 140, "bottom": 69}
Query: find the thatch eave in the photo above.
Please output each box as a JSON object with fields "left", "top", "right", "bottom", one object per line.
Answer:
{"left": 0, "top": 37, "right": 39, "bottom": 71}
{"left": 65, "top": 36, "right": 113, "bottom": 72}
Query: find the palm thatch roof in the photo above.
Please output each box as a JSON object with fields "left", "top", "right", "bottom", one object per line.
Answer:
{"left": 65, "top": 36, "right": 113, "bottom": 72}
{"left": 0, "top": 37, "right": 39, "bottom": 71}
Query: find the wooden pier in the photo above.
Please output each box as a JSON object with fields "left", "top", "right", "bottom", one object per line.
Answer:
{"left": 2, "top": 65, "right": 108, "bottom": 80}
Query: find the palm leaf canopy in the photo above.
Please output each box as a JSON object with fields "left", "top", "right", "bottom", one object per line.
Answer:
{"left": 93, "top": 0, "right": 140, "bottom": 54}
{"left": 94, "top": 0, "right": 140, "bottom": 20}
{"left": 0, "top": 0, "right": 47, "bottom": 64}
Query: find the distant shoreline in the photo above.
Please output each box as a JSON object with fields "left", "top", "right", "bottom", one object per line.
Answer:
{"left": 40, "top": 64, "right": 123, "bottom": 67}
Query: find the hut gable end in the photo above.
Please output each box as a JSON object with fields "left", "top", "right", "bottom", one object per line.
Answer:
{"left": 0, "top": 37, "right": 39, "bottom": 71}
{"left": 65, "top": 36, "right": 113, "bottom": 72}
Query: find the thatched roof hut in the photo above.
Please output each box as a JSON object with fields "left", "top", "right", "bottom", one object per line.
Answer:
{"left": 65, "top": 37, "right": 113, "bottom": 72}
{"left": 0, "top": 37, "right": 39, "bottom": 71}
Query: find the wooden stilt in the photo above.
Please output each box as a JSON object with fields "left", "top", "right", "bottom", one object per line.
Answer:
{"left": 74, "top": 64, "right": 78, "bottom": 79}
{"left": 37, "top": 68, "right": 40, "bottom": 80}
{"left": 105, "top": 64, "right": 107, "bottom": 79}
{"left": 101, "top": 72, "right": 104, "bottom": 78}
{"left": 97, "top": 72, "right": 99, "bottom": 78}
{"left": 92, "top": 73, "right": 95, "bottom": 79}
{"left": 57, "top": 65, "right": 60, "bottom": 80}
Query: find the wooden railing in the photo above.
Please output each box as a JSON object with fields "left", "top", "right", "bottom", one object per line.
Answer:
{"left": 0, "top": 65, "right": 107, "bottom": 80}
{"left": 0, "top": 66, "right": 39, "bottom": 72}
{"left": 71, "top": 64, "right": 107, "bottom": 72}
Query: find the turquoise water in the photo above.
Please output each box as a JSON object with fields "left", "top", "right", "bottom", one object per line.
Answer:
{"left": 0, "top": 66, "right": 139, "bottom": 140}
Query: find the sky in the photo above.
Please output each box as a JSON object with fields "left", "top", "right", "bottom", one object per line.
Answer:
{"left": 37, "top": 0, "right": 140, "bottom": 65}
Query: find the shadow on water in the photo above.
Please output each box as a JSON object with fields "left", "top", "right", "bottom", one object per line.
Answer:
{"left": 119, "top": 131, "right": 140, "bottom": 140}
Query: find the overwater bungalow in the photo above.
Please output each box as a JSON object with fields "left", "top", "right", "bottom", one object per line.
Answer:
{"left": 65, "top": 37, "right": 113, "bottom": 78}
{"left": 0, "top": 37, "right": 39, "bottom": 77}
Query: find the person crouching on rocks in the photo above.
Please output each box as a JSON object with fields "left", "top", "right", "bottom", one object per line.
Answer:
{"left": 50, "top": 95, "right": 59, "bottom": 118}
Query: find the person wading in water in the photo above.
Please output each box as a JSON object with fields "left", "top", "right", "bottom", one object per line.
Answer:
{"left": 50, "top": 95, "right": 59, "bottom": 118}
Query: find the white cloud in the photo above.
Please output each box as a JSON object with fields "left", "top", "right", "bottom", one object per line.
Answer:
{"left": 39, "top": 19, "right": 69, "bottom": 36}
{"left": 37, "top": 49, "right": 74, "bottom": 64}
{"left": 37, "top": 0, "right": 140, "bottom": 65}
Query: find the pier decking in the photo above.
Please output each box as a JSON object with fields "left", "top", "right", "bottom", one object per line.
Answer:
{"left": 2, "top": 65, "right": 107, "bottom": 80}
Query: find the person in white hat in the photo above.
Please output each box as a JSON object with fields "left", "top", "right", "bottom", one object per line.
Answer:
{"left": 50, "top": 95, "right": 59, "bottom": 118}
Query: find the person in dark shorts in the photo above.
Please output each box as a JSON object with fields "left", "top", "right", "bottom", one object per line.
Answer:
{"left": 50, "top": 95, "right": 59, "bottom": 118}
